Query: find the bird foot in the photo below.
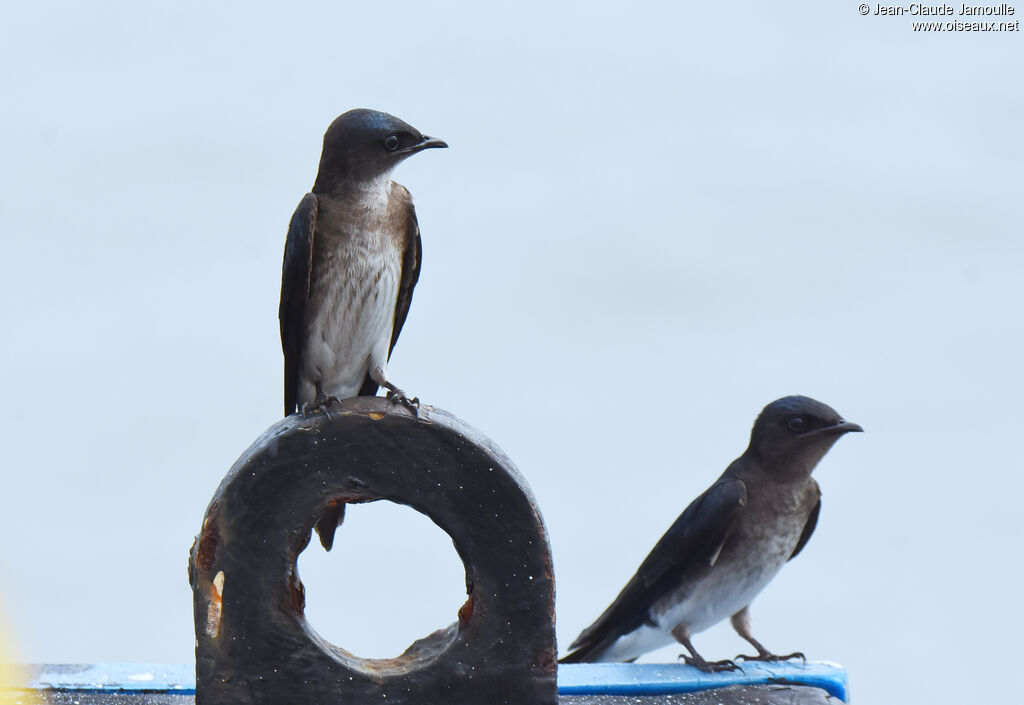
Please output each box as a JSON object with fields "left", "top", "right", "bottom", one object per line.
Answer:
{"left": 386, "top": 389, "right": 420, "bottom": 416}
{"left": 302, "top": 395, "right": 343, "bottom": 420}
{"left": 735, "top": 650, "right": 805, "bottom": 664}
{"left": 678, "top": 654, "right": 743, "bottom": 673}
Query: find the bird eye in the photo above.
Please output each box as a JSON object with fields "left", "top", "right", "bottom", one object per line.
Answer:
{"left": 384, "top": 134, "right": 400, "bottom": 151}
{"left": 788, "top": 416, "right": 807, "bottom": 432}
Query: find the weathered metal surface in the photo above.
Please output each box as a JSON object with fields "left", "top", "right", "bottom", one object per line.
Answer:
{"left": 10, "top": 662, "right": 849, "bottom": 704}
{"left": 9, "top": 663, "right": 845, "bottom": 704}
{"left": 11, "top": 676, "right": 842, "bottom": 705}
{"left": 187, "top": 397, "right": 557, "bottom": 705}
{"left": 32, "top": 695, "right": 188, "bottom": 705}
{"left": 20, "top": 688, "right": 841, "bottom": 705}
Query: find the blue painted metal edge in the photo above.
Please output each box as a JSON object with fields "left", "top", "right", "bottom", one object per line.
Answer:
{"left": 557, "top": 662, "right": 848, "bottom": 701}
{"left": 7, "top": 662, "right": 847, "bottom": 701}
{"left": 9, "top": 664, "right": 196, "bottom": 694}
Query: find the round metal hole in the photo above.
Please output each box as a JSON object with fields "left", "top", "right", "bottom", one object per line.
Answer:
{"left": 297, "top": 500, "right": 467, "bottom": 660}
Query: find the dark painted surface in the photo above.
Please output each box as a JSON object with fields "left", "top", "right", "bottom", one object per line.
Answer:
{"left": 187, "top": 397, "right": 556, "bottom": 705}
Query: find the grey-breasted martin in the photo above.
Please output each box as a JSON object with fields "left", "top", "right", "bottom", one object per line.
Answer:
{"left": 279, "top": 109, "right": 446, "bottom": 418}
{"left": 560, "top": 395, "right": 862, "bottom": 671}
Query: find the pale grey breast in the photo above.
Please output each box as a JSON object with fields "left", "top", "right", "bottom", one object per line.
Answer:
{"left": 298, "top": 203, "right": 402, "bottom": 404}
{"left": 651, "top": 480, "right": 818, "bottom": 635}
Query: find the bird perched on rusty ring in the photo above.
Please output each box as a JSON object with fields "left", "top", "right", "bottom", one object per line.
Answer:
{"left": 279, "top": 109, "right": 446, "bottom": 418}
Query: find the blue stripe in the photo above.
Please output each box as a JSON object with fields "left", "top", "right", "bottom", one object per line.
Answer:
{"left": 19, "top": 664, "right": 195, "bottom": 694}
{"left": 16, "top": 661, "right": 847, "bottom": 701}
{"left": 557, "top": 662, "right": 848, "bottom": 701}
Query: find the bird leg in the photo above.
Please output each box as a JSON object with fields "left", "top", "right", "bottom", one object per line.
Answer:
{"left": 370, "top": 368, "right": 420, "bottom": 415}
{"left": 730, "top": 607, "right": 805, "bottom": 664}
{"left": 386, "top": 386, "right": 420, "bottom": 415}
{"left": 672, "top": 624, "right": 742, "bottom": 673}
{"left": 302, "top": 383, "right": 342, "bottom": 419}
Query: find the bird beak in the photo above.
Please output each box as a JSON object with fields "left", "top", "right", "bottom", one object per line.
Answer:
{"left": 399, "top": 136, "right": 448, "bottom": 155}
{"left": 811, "top": 420, "right": 864, "bottom": 437}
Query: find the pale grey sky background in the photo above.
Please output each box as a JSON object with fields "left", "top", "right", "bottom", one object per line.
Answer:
{"left": 1, "top": 2, "right": 1021, "bottom": 703}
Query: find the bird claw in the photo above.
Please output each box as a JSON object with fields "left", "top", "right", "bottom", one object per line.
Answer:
{"left": 386, "top": 389, "right": 420, "bottom": 416}
{"left": 302, "top": 395, "right": 342, "bottom": 420}
{"left": 678, "top": 654, "right": 743, "bottom": 673}
{"left": 735, "top": 651, "right": 805, "bottom": 664}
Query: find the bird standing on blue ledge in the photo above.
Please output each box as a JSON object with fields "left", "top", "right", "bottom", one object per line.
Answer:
{"left": 279, "top": 109, "right": 447, "bottom": 418}
{"left": 560, "top": 395, "right": 862, "bottom": 672}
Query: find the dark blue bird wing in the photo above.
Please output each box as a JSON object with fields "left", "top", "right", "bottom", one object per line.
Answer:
{"left": 279, "top": 192, "right": 318, "bottom": 416}
{"left": 390, "top": 194, "right": 421, "bottom": 358}
{"left": 789, "top": 492, "right": 821, "bottom": 561}
{"left": 561, "top": 477, "right": 748, "bottom": 662}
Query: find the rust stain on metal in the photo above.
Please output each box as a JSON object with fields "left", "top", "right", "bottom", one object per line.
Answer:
{"left": 288, "top": 565, "right": 306, "bottom": 614}
{"left": 457, "top": 592, "right": 475, "bottom": 626}
{"left": 196, "top": 503, "right": 220, "bottom": 571}
{"left": 206, "top": 570, "right": 225, "bottom": 638}
{"left": 536, "top": 645, "right": 557, "bottom": 675}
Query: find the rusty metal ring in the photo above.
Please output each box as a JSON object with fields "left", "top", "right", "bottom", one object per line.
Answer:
{"left": 189, "top": 397, "right": 556, "bottom": 705}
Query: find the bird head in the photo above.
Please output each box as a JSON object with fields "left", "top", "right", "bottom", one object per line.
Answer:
{"left": 313, "top": 109, "right": 447, "bottom": 193}
{"left": 746, "top": 395, "right": 862, "bottom": 479}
